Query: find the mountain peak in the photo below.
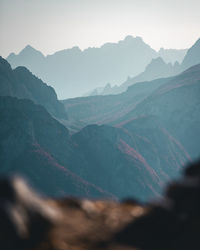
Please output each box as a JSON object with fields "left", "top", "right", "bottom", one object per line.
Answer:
{"left": 22, "top": 45, "right": 37, "bottom": 53}
{"left": 25, "top": 44, "right": 35, "bottom": 50}
{"left": 149, "top": 57, "right": 166, "bottom": 66}
{"left": 123, "top": 35, "right": 143, "bottom": 43}
{"left": 18, "top": 45, "right": 44, "bottom": 58}
{"left": 124, "top": 35, "right": 134, "bottom": 41}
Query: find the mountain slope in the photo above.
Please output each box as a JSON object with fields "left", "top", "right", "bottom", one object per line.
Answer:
{"left": 117, "top": 64, "right": 200, "bottom": 159}
{"left": 0, "top": 56, "right": 67, "bottom": 119}
{"left": 0, "top": 96, "right": 189, "bottom": 201}
{"left": 181, "top": 38, "right": 200, "bottom": 70}
{"left": 70, "top": 123, "right": 189, "bottom": 200}
{"left": 0, "top": 96, "right": 109, "bottom": 198}
{"left": 63, "top": 78, "right": 170, "bottom": 125}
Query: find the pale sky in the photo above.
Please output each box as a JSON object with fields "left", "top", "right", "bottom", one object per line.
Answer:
{"left": 0, "top": 0, "right": 200, "bottom": 57}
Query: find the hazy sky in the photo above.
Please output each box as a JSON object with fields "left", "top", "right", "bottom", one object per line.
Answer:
{"left": 0, "top": 0, "right": 199, "bottom": 57}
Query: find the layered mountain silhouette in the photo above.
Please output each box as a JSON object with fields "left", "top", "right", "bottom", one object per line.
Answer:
{"left": 0, "top": 95, "right": 189, "bottom": 201}
{"left": 0, "top": 58, "right": 191, "bottom": 201}
{"left": 158, "top": 47, "right": 187, "bottom": 64}
{"left": 7, "top": 36, "right": 187, "bottom": 98}
{"left": 0, "top": 96, "right": 111, "bottom": 198}
{"left": 63, "top": 78, "right": 168, "bottom": 124}
{"left": 88, "top": 38, "right": 200, "bottom": 96}
{"left": 1, "top": 49, "right": 199, "bottom": 202}
{"left": 89, "top": 57, "right": 181, "bottom": 95}
{"left": 181, "top": 38, "right": 200, "bottom": 70}
{"left": 0, "top": 56, "right": 67, "bottom": 119}
{"left": 63, "top": 63, "right": 200, "bottom": 161}
{"left": 122, "top": 64, "right": 200, "bottom": 159}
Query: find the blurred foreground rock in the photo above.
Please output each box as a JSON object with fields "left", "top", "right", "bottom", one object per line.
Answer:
{"left": 1, "top": 161, "right": 200, "bottom": 250}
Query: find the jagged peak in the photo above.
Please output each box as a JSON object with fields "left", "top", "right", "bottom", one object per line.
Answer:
{"left": 150, "top": 57, "right": 166, "bottom": 64}
{"left": 18, "top": 45, "right": 45, "bottom": 57}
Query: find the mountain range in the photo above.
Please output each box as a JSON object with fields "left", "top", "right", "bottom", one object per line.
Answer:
{"left": 0, "top": 57, "right": 194, "bottom": 201}
{"left": 88, "top": 38, "right": 200, "bottom": 96}
{"left": 88, "top": 57, "right": 180, "bottom": 95}
{"left": 6, "top": 36, "right": 188, "bottom": 98}
{"left": 63, "top": 62, "right": 200, "bottom": 161}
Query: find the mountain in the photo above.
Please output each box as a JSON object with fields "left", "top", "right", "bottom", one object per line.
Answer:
{"left": 88, "top": 38, "right": 200, "bottom": 97}
{"left": 115, "top": 64, "right": 200, "bottom": 159}
{"left": 7, "top": 45, "right": 45, "bottom": 77}
{"left": 90, "top": 57, "right": 181, "bottom": 95}
{"left": 0, "top": 56, "right": 67, "bottom": 119}
{"left": 158, "top": 47, "right": 187, "bottom": 64}
{"left": 63, "top": 78, "right": 170, "bottom": 125}
{"left": 0, "top": 96, "right": 109, "bottom": 198}
{"left": 181, "top": 38, "right": 200, "bottom": 70}
{"left": 63, "top": 62, "right": 200, "bottom": 161}
{"left": 119, "top": 57, "right": 181, "bottom": 92}
{"left": 7, "top": 37, "right": 189, "bottom": 99}
{"left": 0, "top": 96, "right": 189, "bottom": 201}
{"left": 7, "top": 36, "right": 159, "bottom": 98}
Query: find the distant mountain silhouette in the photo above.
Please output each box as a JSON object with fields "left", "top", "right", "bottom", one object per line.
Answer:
{"left": 7, "top": 45, "right": 45, "bottom": 77}
{"left": 88, "top": 38, "right": 200, "bottom": 96}
{"left": 0, "top": 56, "right": 67, "bottom": 119}
{"left": 181, "top": 38, "right": 200, "bottom": 70}
{"left": 7, "top": 36, "right": 187, "bottom": 99}
{"left": 158, "top": 47, "right": 187, "bottom": 63}
{"left": 89, "top": 57, "right": 181, "bottom": 95}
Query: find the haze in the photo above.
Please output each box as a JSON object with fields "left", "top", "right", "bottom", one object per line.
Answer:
{"left": 0, "top": 0, "right": 200, "bottom": 57}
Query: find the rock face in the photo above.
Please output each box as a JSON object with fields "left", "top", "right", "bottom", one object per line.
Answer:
{"left": 1, "top": 160, "right": 200, "bottom": 250}
{"left": 0, "top": 56, "right": 67, "bottom": 119}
